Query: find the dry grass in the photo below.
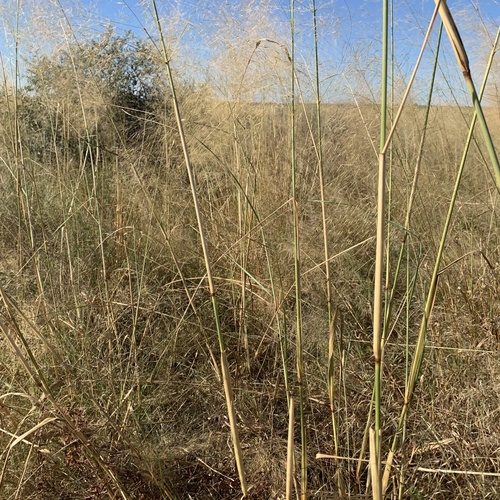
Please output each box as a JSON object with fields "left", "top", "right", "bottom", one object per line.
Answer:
{"left": 0, "top": 2, "right": 499, "bottom": 499}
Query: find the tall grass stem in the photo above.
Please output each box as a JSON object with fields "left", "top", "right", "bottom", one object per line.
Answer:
{"left": 151, "top": 1, "right": 247, "bottom": 494}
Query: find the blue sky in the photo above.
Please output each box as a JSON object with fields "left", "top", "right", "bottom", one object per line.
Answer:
{"left": 1, "top": 0, "right": 499, "bottom": 104}
{"left": 89, "top": 1, "right": 499, "bottom": 39}
{"left": 90, "top": 1, "right": 499, "bottom": 28}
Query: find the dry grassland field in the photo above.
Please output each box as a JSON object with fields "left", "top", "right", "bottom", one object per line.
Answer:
{"left": 0, "top": 0, "right": 499, "bottom": 498}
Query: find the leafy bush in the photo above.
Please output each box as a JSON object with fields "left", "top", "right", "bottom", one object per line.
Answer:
{"left": 23, "top": 28, "right": 168, "bottom": 160}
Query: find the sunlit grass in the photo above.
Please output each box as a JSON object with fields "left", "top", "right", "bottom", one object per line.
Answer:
{"left": 0, "top": 1, "right": 499, "bottom": 498}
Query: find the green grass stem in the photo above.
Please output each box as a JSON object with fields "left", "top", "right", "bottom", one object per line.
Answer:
{"left": 290, "top": 2, "right": 307, "bottom": 498}
{"left": 151, "top": 0, "right": 247, "bottom": 494}
{"left": 382, "top": 23, "right": 500, "bottom": 494}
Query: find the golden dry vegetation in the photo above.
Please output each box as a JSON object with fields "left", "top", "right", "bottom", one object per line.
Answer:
{"left": 0, "top": 1, "right": 499, "bottom": 498}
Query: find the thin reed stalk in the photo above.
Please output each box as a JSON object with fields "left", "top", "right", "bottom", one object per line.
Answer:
{"left": 14, "top": 0, "right": 23, "bottom": 270}
{"left": 372, "top": 4, "right": 441, "bottom": 496}
{"left": 371, "top": 0, "right": 389, "bottom": 495}
{"left": 391, "top": 25, "right": 443, "bottom": 500}
{"left": 234, "top": 123, "right": 251, "bottom": 372}
{"left": 383, "top": 0, "right": 394, "bottom": 350}
{"left": 286, "top": 397, "right": 295, "bottom": 500}
{"left": 382, "top": 22, "right": 500, "bottom": 495}
{"left": 384, "top": 23, "right": 443, "bottom": 342}
{"left": 151, "top": 0, "right": 247, "bottom": 495}
{"left": 311, "top": 0, "right": 343, "bottom": 494}
{"left": 290, "top": 1, "right": 307, "bottom": 498}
